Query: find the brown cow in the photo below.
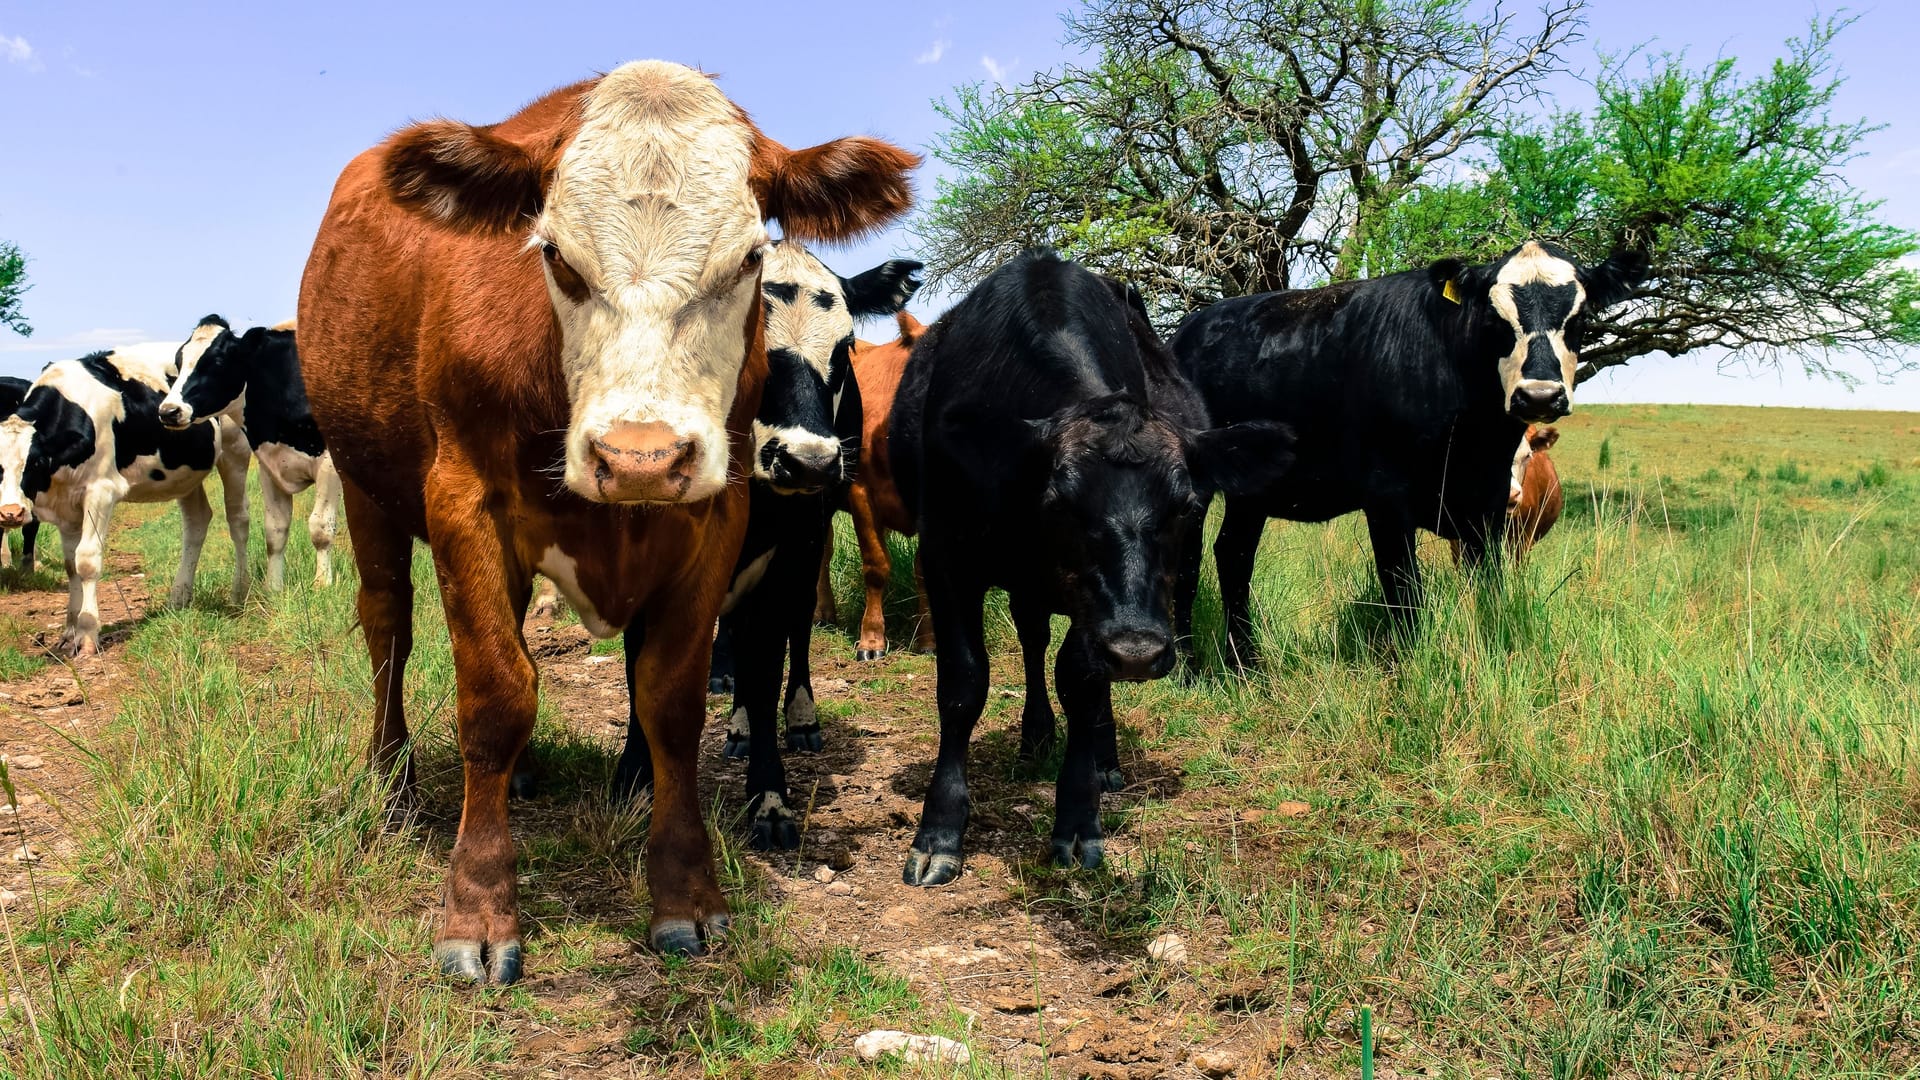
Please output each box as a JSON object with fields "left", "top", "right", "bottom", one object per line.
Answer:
{"left": 1449, "top": 424, "right": 1563, "bottom": 563}
{"left": 298, "top": 60, "right": 916, "bottom": 983}
{"left": 814, "top": 311, "right": 934, "bottom": 658}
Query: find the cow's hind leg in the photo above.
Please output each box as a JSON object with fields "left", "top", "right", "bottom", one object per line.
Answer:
{"left": 308, "top": 452, "right": 341, "bottom": 587}
{"left": 1009, "top": 589, "right": 1056, "bottom": 765}
{"left": 782, "top": 510, "right": 827, "bottom": 753}
{"left": 1172, "top": 506, "right": 1206, "bottom": 668}
{"left": 1213, "top": 498, "right": 1266, "bottom": 669}
{"left": 260, "top": 473, "right": 295, "bottom": 592}
{"left": 1051, "top": 626, "right": 1113, "bottom": 869}
{"left": 710, "top": 611, "right": 738, "bottom": 700}
{"left": 903, "top": 541, "right": 989, "bottom": 887}
{"left": 218, "top": 426, "right": 252, "bottom": 604}
{"left": 343, "top": 478, "right": 416, "bottom": 804}
{"left": 169, "top": 486, "right": 213, "bottom": 609}
{"left": 814, "top": 517, "right": 838, "bottom": 625}
{"left": 611, "top": 622, "right": 653, "bottom": 802}
{"left": 19, "top": 522, "right": 36, "bottom": 570}
{"left": 850, "top": 486, "right": 891, "bottom": 660}
{"left": 730, "top": 585, "right": 796, "bottom": 850}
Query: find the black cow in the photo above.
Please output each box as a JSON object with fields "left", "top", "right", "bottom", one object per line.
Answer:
{"left": 609, "top": 240, "right": 921, "bottom": 850}
{"left": 890, "top": 248, "right": 1293, "bottom": 885}
{"left": 0, "top": 377, "right": 40, "bottom": 570}
{"left": 1169, "top": 240, "right": 1648, "bottom": 665}
{"left": 160, "top": 317, "right": 342, "bottom": 591}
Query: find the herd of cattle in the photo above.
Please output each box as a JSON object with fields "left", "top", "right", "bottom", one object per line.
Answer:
{"left": 0, "top": 61, "right": 1621, "bottom": 983}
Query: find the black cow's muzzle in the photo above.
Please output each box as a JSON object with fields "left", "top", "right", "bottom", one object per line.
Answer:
{"left": 1509, "top": 381, "right": 1570, "bottom": 422}
{"left": 158, "top": 401, "right": 191, "bottom": 429}
{"left": 1098, "top": 626, "right": 1174, "bottom": 682}
{"left": 760, "top": 442, "right": 841, "bottom": 496}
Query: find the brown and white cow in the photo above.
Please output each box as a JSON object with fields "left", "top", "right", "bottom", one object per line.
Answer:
{"left": 813, "top": 311, "right": 934, "bottom": 658}
{"left": 297, "top": 60, "right": 916, "bottom": 983}
{"left": 1450, "top": 424, "right": 1563, "bottom": 563}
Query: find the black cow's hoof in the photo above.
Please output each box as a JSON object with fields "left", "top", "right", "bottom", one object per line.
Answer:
{"left": 785, "top": 726, "right": 823, "bottom": 753}
{"left": 709, "top": 674, "right": 734, "bottom": 696}
{"left": 902, "top": 846, "right": 963, "bottom": 887}
{"left": 1100, "top": 768, "right": 1126, "bottom": 793}
{"left": 650, "top": 920, "right": 707, "bottom": 957}
{"left": 433, "top": 938, "right": 522, "bottom": 985}
{"left": 1050, "top": 834, "right": 1105, "bottom": 870}
{"left": 723, "top": 733, "right": 750, "bottom": 759}
{"left": 855, "top": 647, "right": 886, "bottom": 662}
{"left": 508, "top": 769, "right": 539, "bottom": 801}
{"left": 747, "top": 792, "right": 799, "bottom": 850}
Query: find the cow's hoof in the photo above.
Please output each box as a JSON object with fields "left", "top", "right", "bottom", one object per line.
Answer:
{"left": 785, "top": 726, "right": 823, "bottom": 753}
{"left": 902, "top": 847, "right": 963, "bottom": 887}
{"left": 722, "top": 733, "right": 750, "bottom": 759}
{"left": 855, "top": 647, "right": 886, "bottom": 662}
{"left": 62, "top": 638, "right": 98, "bottom": 660}
{"left": 433, "top": 938, "right": 522, "bottom": 985}
{"left": 750, "top": 815, "right": 800, "bottom": 851}
{"left": 651, "top": 914, "right": 730, "bottom": 957}
{"left": 1050, "top": 833, "right": 1105, "bottom": 870}
{"left": 1100, "top": 768, "right": 1126, "bottom": 793}
{"left": 708, "top": 674, "right": 734, "bottom": 696}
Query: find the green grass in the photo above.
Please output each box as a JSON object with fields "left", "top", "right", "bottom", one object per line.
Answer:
{"left": 1, "top": 403, "right": 1917, "bottom": 1076}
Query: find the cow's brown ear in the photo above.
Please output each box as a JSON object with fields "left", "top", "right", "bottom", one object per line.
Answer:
{"left": 1530, "top": 426, "right": 1560, "bottom": 452}
{"left": 753, "top": 135, "right": 919, "bottom": 242}
{"left": 895, "top": 311, "right": 925, "bottom": 345}
{"left": 383, "top": 120, "right": 548, "bottom": 232}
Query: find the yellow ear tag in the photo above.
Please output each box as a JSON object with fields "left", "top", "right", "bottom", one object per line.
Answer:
{"left": 1442, "top": 278, "right": 1463, "bottom": 305}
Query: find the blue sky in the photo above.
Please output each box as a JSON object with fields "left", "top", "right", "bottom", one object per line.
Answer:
{"left": 1, "top": 1, "right": 1915, "bottom": 409}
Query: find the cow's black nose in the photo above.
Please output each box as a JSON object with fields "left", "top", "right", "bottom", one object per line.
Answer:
{"left": 769, "top": 446, "right": 839, "bottom": 493}
{"left": 1101, "top": 629, "right": 1172, "bottom": 682}
{"left": 158, "top": 402, "right": 187, "bottom": 428}
{"left": 1509, "top": 383, "right": 1569, "bottom": 421}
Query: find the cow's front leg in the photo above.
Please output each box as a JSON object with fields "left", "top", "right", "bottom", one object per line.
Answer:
{"left": 65, "top": 490, "right": 118, "bottom": 656}
{"left": 611, "top": 621, "right": 653, "bottom": 802}
{"left": 631, "top": 590, "right": 735, "bottom": 954}
{"left": 1365, "top": 505, "right": 1424, "bottom": 637}
{"left": 1213, "top": 497, "right": 1266, "bottom": 670}
{"left": 710, "top": 610, "right": 739, "bottom": 700}
{"left": 849, "top": 485, "right": 891, "bottom": 660}
{"left": 903, "top": 543, "right": 988, "bottom": 887}
{"left": 217, "top": 423, "right": 252, "bottom": 604}
{"left": 260, "top": 472, "right": 295, "bottom": 592}
{"left": 1051, "top": 627, "right": 1112, "bottom": 869}
{"left": 308, "top": 453, "right": 341, "bottom": 587}
{"left": 782, "top": 510, "right": 827, "bottom": 753}
{"left": 729, "top": 582, "right": 796, "bottom": 850}
{"left": 170, "top": 486, "right": 213, "bottom": 608}
{"left": 424, "top": 477, "right": 535, "bottom": 985}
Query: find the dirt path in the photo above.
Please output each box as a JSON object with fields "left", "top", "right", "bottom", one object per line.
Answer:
{"left": 0, "top": 552, "right": 148, "bottom": 913}
{"left": 525, "top": 613, "right": 1289, "bottom": 1080}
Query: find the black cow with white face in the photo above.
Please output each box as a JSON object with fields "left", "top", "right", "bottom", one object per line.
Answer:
{"left": 160, "top": 316, "right": 341, "bottom": 591}
{"left": 890, "top": 248, "right": 1294, "bottom": 885}
{"left": 607, "top": 240, "right": 922, "bottom": 850}
{"left": 0, "top": 377, "right": 40, "bottom": 571}
{"left": 0, "top": 345, "right": 253, "bottom": 655}
{"left": 1169, "top": 240, "right": 1648, "bottom": 665}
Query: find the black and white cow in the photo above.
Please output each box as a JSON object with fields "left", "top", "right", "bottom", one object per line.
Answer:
{"left": 889, "top": 248, "right": 1293, "bottom": 885}
{"left": 607, "top": 240, "right": 921, "bottom": 850}
{"left": 0, "top": 346, "right": 252, "bottom": 655}
{"left": 159, "top": 316, "right": 341, "bottom": 590}
{"left": 0, "top": 377, "right": 41, "bottom": 571}
{"left": 1169, "top": 240, "right": 1648, "bottom": 665}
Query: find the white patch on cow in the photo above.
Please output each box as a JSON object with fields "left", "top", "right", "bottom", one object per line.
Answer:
{"left": 727, "top": 706, "right": 751, "bottom": 742}
{"left": 255, "top": 441, "right": 322, "bottom": 492}
{"left": 721, "top": 548, "right": 776, "bottom": 614}
{"left": 536, "top": 545, "right": 616, "bottom": 638}
{"left": 786, "top": 684, "right": 815, "bottom": 728}
{"left": 750, "top": 420, "right": 841, "bottom": 489}
{"left": 762, "top": 241, "right": 852, "bottom": 381}
{"left": 1488, "top": 242, "right": 1585, "bottom": 409}
{"left": 539, "top": 61, "right": 768, "bottom": 504}
{"left": 753, "top": 790, "right": 792, "bottom": 821}
{"left": 0, "top": 417, "right": 33, "bottom": 515}
{"left": 162, "top": 321, "right": 231, "bottom": 423}
{"left": 1508, "top": 435, "right": 1534, "bottom": 514}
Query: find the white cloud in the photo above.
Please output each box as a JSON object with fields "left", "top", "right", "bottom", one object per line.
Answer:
{"left": 981, "top": 55, "right": 1009, "bottom": 85}
{"left": 916, "top": 39, "right": 949, "bottom": 65}
{"left": 1, "top": 32, "right": 37, "bottom": 69}
{"left": 0, "top": 328, "right": 153, "bottom": 354}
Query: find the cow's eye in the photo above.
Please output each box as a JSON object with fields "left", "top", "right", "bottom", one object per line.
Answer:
{"left": 739, "top": 246, "right": 765, "bottom": 277}
{"left": 539, "top": 242, "right": 590, "bottom": 303}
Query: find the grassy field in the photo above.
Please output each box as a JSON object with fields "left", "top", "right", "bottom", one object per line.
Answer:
{"left": 0, "top": 402, "right": 1917, "bottom": 1077}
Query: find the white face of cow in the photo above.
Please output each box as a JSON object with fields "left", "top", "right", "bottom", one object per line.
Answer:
{"left": 534, "top": 62, "right": 770, "bottom": 504}
{"left": 159, "top": 318, "right": 231, "bottom": 428}
{"left": 1488, "top": 242, "right": 1585, "bottom": 423}
{"left": 751, "top": 241, "right": 853, "bottom": 493}
{"left": 0, "top": 416, "right": 35, "bottom": 525}
{"left": 1507, "top": 434, "right": 1533, "bottom": 514}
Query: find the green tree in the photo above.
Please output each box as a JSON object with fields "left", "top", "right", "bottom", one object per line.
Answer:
{"left": 1363, "top": 18, "right": 1920, "bottom": 381}
{"left": 919, "top": 4, "right": 1920, "bottom": 382}
{"left": 0, "top": 239, "right": 29, "bottom": 337}
{"left": 917, "top": 0, "right": 1585, "bottom": 305}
